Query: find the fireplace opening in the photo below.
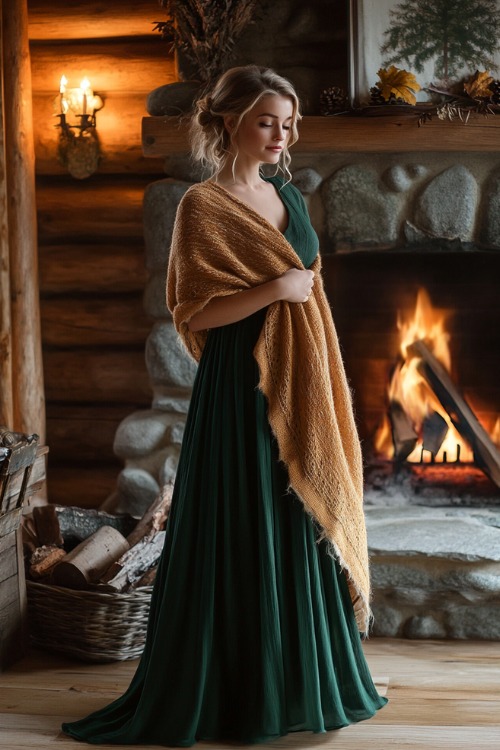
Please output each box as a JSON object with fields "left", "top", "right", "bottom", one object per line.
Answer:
{"left": 323, "top": 250, "right": 500, "bottom": 504}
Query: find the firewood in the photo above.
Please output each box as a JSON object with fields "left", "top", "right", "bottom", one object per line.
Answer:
{"left": 408, "top": 339, "right": 500, "bottom": 486}
{"left": 51, "top": 526, "right": 129, "bottom": 589}
{"left": 100, "top": 532, "right": 166, "bottom": 592}
{"left": 388, "top": 400, "right": 418, "bottom": 461}
{"left": 29, "top": 545, "right": 66, "bottom": 579}
{"left": 133, "top": 565, "right": 158, "bottom": 589}
{"left": 422, "top": 411, "right": 448, "bottom": 457}
{"left": 32, "top": 505, "right": 64, "bottom": 547}
{"left": 53, "top": 505, "right": 137, "bottom": 546}
{"left": 125, "top": 484, "right": 173, "bottom": 548}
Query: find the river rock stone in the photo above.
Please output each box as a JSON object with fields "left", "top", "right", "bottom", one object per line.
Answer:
{"left": 146, "top": 81, "right": 201, "bottom": 116}
{"left": 483, "top": 172, "right": 500, "bottom": 249}
{"left": 146, "top": 320, "right": 197, "bottom": 387}
{"left": 152, "top": 386, "right": 191, "bottom": 413}
{"left": 322, "top": 165, "right": 401, "bottom": 249}
{"left": 371, "top": 562, "right": 436, "bottom": 590}
{"left": 404, "top": 615, "right": 447, "bottom": 639}
{"left": 168, "top": 421, "right": 185, "bottom": 445}
{"left": 114, "top": 410, "right": 175, "bottom": 459}
{"left": 144, "top": 272, "right": 170, "bottom": 319}
{"left": 370, "top": 604, "right": 403, "bottom": 637}
{"left": 382, "top": 165, "right": 413, "bottom": 193}
{"left": 446, "top": 605, "right": 500, "bottom": 639}
{"left": 143, "top": 179, "right": 191, "bottom": 272}
{"left": 160, "top": 446, "right": 181, "bottom": 485}
{"left": 414, "top": 165, "right": 477, "bottom": 241}
{"left": 116, "top": 468, "right": 160, "bottom": 517}
{"left": 163, "top": 154, "right": 207, "bottom": 183}
{"left": 292, "top": 167, "right": 322, "bottom": 194}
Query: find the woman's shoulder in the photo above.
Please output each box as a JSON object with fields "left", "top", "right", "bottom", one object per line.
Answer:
{"left": 265, "top": 174, "right": 308, "bottom": 212}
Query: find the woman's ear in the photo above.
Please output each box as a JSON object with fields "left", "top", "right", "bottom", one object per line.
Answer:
{"left": 223, "top": 115, "right": 236, "bottom": 135}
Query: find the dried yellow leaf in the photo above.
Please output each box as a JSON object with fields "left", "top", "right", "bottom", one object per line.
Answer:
{"left": 464, "top": 70, "right": 494, "bottom": 99}
{"left": 376, "top": 66, "right": 421, "bottom": 105}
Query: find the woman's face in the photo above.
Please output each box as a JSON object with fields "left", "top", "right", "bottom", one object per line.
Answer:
{"left": 226, "top": 94, "right": 294, "bottom": 166}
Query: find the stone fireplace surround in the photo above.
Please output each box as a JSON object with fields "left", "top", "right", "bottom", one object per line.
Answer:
{"left": 113, "top": 118, "right": 500, "bottom": 640}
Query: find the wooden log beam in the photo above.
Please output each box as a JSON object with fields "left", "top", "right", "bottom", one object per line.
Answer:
{"left": 36, "top": 178, "right": 148, "bottom": 242}
{"left": 28, "top": 0, "right": 167, "bottom": 41}
{"left": 3, "top": 0, "right": 45, "bottom": 440}
{"left": 408, "top": 340, "right": 500, "bottom": 486}
{"left": 142, "top": 114, "right": 500, "bottom": 158}
{"left": 30, "top": 40, "right": 174, "bottom": 94}
{"left": 43, "top": 350, "right": 151, "bottom": 404}
{"left": 39, "top": 244, "right": 147, "bottom": 294}
{"left": 41, "top": 296, "right": 151, "bottom": 348}
{"left": 46, "top": 465, "right": 121, "bottom": 508}
{"left": 45, "top": 404, "right": 146, "bottom": 463}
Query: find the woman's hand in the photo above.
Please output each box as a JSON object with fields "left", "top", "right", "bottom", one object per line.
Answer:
{"left": 188, "top": 268, "right": 315, "bottom": 332}
{"left": 276, "top": 268, "right": 315, "bottom": 303}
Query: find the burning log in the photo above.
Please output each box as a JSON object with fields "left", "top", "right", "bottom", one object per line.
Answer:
{"left": 388, "top": 400, "right": 418, "bottom": 461}
{"left": 408, "top": 339, "right": 500, "bottom": 487}
{"left": 422, "top": 411, "right": 448, "bottom": 459}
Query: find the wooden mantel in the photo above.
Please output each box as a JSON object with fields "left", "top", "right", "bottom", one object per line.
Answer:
{"left": 142, "top": 114, "right": 500, "bottom": 157}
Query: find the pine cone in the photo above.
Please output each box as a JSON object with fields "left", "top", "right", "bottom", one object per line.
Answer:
{"left": 319, "top": 86, "right": 349, "bottom": 115}
{"left": 369, "top": 85, "right": 406, "bottom": 106}
{"left": 490, "top": 79, "right": 500, "bottom": 105}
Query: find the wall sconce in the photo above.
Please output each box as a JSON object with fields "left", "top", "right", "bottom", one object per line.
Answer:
{"left": 54, "top": 75, "right": 104, "bottom": 179}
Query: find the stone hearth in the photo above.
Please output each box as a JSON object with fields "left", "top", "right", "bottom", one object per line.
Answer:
{"left": 366, "top": 506, "right": 500, "bottom": 640}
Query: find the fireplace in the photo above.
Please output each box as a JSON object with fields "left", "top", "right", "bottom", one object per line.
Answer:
{"left": 323, "top": 250, "right": 500, "bottom": 505}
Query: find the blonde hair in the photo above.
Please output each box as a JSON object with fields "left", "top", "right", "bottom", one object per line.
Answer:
{"left": 189, "top": 65, "right": 301, "bottom": 183}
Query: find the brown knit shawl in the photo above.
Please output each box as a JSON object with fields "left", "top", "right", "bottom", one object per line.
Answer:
{"left": 167, "top": 181, "right": 371, "bottom": 633}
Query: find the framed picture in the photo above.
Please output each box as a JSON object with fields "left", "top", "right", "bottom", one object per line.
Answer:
{"left": 349, "top": 0, "right": 500, "bottom": 106}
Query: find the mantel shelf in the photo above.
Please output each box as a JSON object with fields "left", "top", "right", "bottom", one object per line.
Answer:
{"left": 142, "top": 114, "right": 500, "bottom": 157}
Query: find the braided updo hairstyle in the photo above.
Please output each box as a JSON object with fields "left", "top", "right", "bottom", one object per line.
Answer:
{"left": 190, "top": 65, "right": 301, "bottom": 182}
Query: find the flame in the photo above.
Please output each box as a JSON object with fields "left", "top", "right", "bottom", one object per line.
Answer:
{"left": 492, "top": 417, "right": 500, "bottom": 448}
{"left": 375, "top": 288, "right": 481, "bottom": 463}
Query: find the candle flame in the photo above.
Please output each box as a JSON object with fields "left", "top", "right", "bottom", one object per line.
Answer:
{"left": 80, "top": 77, "right": 91, "bottom": 94}
{"left": 59, "top": 75, "right": 68, "bottom": 93}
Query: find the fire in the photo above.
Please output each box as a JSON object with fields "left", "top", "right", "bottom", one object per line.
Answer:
{"left": 376, "top": 289, "right": 476, "bottom": 463}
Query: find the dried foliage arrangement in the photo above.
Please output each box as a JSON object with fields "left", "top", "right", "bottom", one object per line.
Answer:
{"left": 154, "top": 0, "right": 259, "bottom": 85}
{"left": 320, "top": 66, "right": 500, "bottom": 127}
{"left": 419, "top": 69, "right": 500, "bottom": 125}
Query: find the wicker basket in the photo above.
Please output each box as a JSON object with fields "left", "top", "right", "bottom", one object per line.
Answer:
{"left": 27, "top": 580, "right": 154, "bottom": 662}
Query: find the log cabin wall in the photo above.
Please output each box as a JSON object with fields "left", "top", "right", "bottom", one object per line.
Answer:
{"left": 28, "top": 0, "right": 169, "bottom": 507}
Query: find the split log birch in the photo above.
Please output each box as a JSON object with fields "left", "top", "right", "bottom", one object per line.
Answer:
{"left": 51, "top": 526, "right": 129, "bottom": 589}
{"left": 100, "top": 531, "right": 166, "bottom": 592}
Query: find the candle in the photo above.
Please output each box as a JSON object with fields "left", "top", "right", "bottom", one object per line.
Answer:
{"left": 59, "top": 74, "right": 68, "bottom": 114}
{"left": 80, "top": 78, "right": 91, "bottom": 116}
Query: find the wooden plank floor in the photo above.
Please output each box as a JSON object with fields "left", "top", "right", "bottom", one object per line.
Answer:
{"left": 1, "top": 638, "right": 499, "bottom": 749}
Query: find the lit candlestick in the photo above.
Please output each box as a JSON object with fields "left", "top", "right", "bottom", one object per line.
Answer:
{"left": 80, "top": 77, "right": 91, "bottom": 116}
{"left": 59, "top": 75, "right": 68, "bottom": 114}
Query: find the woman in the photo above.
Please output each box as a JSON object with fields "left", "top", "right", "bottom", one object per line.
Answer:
{"left": 62, "top": 65, "right": 387, "bottom": 747}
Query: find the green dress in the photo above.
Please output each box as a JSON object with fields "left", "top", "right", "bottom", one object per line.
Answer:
{"left": 62, "top": 176, "right": 387, "bottom": 746}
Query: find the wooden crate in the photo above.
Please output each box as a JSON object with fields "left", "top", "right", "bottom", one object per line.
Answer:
{"left": 0, "top": 430, "right": 45, "bottom": 670}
